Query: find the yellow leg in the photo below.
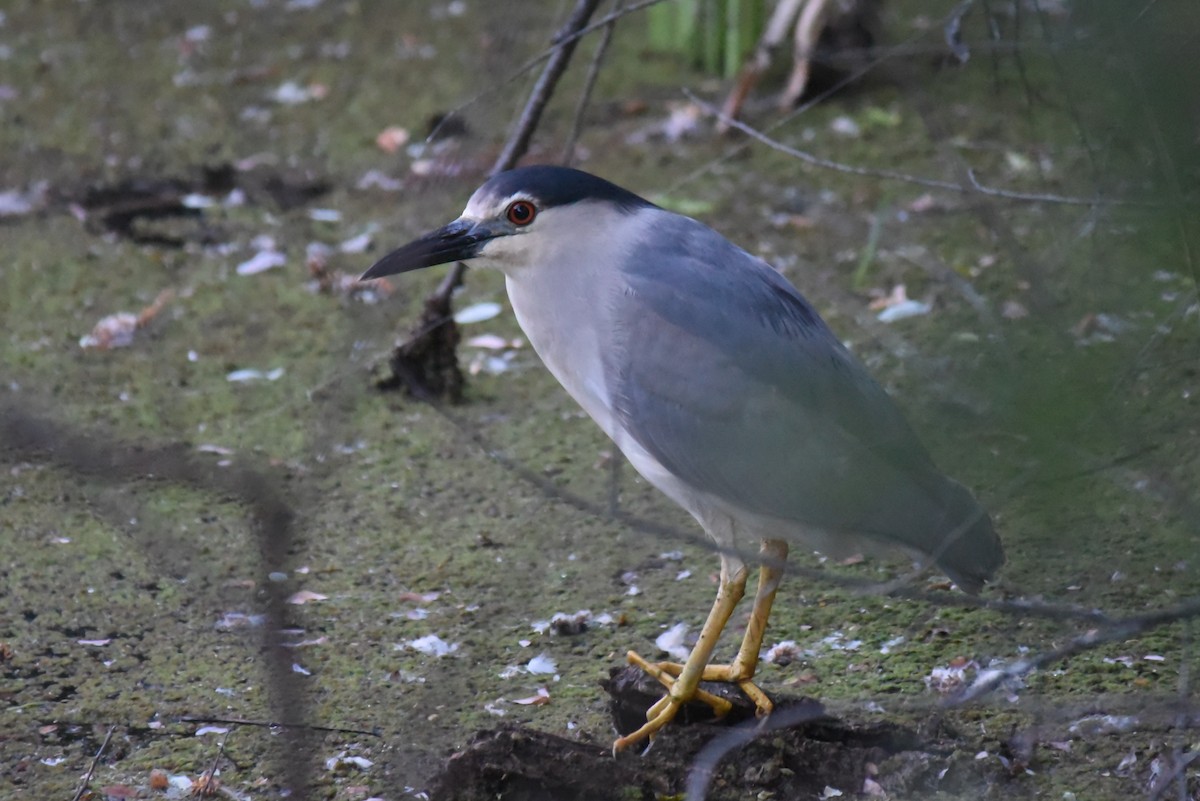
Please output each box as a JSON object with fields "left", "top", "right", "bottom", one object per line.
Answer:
{"left": 613, "top": 554, "right": 748, "bottom": 753}
{"left": 719, "top": 539, "right": 789, "bottom": 710}
{"left": 613, "top": 539, "right": 790, "bottom": 753}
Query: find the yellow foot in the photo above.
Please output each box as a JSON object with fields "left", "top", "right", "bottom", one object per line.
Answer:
{"left": 612, "top": 650, "right": 774, "bottom": 753}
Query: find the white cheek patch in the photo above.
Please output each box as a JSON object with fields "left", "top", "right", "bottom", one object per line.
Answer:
{"left": 477, "top": 235, "right": 523, "bottom": 263}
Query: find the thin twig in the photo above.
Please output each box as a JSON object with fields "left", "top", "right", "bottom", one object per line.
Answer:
{"left": 685, "top": 89, "right": 1150, "bottom": 207}
{"left": 562, "top": 0, "right": 624, "bottom": 165}
{"left": 197, "top": 731, "right": 230, "bottom": 794}
{"left": 492, "top": 0, "right": 605, "bottom": 173}
{"left": 70, "top": 724, "right": 115, "bottom": 801}
{"left": 429, "top": 0, "right": 1083, "bottom": 144}
{"left": 426, "top": 0, "right": 666, "bottom": 145}
{"left": 180, "top": 715, "right": 381, "bottom": 737}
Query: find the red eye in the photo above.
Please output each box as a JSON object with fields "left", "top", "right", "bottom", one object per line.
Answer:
{"left": 506, "top": 200, "right": 537, "bottom": 226}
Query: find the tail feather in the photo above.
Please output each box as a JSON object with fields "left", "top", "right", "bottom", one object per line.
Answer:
{"left": 929, "top": 481, "right": 1004, "bottom": 594}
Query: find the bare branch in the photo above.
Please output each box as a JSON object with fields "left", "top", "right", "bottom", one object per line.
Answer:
{"left": 427, "top": 0, "right": 666, "bottom": 145}
{"left": 563, "top": 0, "right": 624, "bottom": 166}
{"left": 686, "top": 89, "right": 1155, "bottom": 207}
{"left": 70, "top": 724, "right": 115, "bottom": 801}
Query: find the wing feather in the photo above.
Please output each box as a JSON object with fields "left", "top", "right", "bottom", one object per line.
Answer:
{"left": 607, "top": 216, "right": 1002, "bottom": 588}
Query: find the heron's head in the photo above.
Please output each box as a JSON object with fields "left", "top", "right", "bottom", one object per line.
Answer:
{"left": 360, "top": 165, "right": 653, "bottom": 279}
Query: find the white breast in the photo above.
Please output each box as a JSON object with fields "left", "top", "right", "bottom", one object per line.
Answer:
{"left": 499, "top": 204, "right": 729, "bottom": 534}
{"left": 498, "top": 201, "right": 653, "bottom": 440}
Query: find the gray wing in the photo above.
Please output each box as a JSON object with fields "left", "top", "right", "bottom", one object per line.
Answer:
{"left": 608, "top": 216, "right": 1002, "bottom": 590}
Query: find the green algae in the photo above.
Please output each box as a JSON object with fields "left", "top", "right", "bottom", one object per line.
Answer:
{"left": 1, "top": 0, "right": 1197, "bottom": 799}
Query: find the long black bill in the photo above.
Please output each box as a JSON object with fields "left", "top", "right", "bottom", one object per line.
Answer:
{"left": 360, "top": 219, "right": 496, "bottom": 280}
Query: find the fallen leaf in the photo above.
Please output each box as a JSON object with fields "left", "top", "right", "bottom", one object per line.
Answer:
{"left": 512, "top": 687, "right": 551, "bottom": 705}
{"left": 375, "top": 126, "right": 411, "bottom": 154}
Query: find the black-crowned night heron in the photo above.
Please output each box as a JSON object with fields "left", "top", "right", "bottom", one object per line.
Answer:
{"left": 363, "top": 165, "right": 1003, "bottom": 752}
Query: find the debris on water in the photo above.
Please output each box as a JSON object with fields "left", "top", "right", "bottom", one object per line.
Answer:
{"left": 868, "top": 284, "right": 931, "bottom": 323}
{"left": 512, "top": 687, "right": 551, "bottom": 706}
{"left": 180, "top": 193, "right": 215, "bottom": 209}
{"left": 626, "top": 101, "right": 703, "bottom": 145}
{"left": 655, "top": 622, "right": 691, "bottom": 661}
{"left": 925, "top": 659, "right": 978, "bottom": 694}
{"left": 400, "top": 634, "right": 459, "bottom": 657}
{"left": 79, "top": 313, "right": 139, "bottom": 350}
{"left": 829, "top": 115, "right": 861, "bottom": 137}
{"left": 1071, "top": 311, "right": 1132, "bottom": 344}
{"left": 284, "top": 636, "right": 328, "bottom": 649}
{"left": 466, "top": 334, "right": 511, "bottom": 350}
{"left": 496, "top": 652, "right": 556, "bottom": 681}
{"left": 215, "top": 612, "right": 266, "bottom": 630}
{"left": 464, "top": 333, "right": 524, "bottom": 375}
{"left": 306, "top": 241, "right": 333, "bottom": 271}
{"left": 764, "top": 640, "right": 804, "bottom": 666}
{"left": 326, "top": 753, "right": 373, "bottom": 773}
{"left": 526, "top": 653, "right": 557, "bottom": 675}
{"left": 309, "top": 240, "right": 393, "bottom": 302}
{"left": 531, "top": 610, "right": 604, "bottom": 636}
{"left": 1001, "top": 300, "right": 1029, "bottom": 319}
{"left": 467, "top": 351, "right": 516, "bottom": 376}
{"left": 194, "top": 726, "right": 229, "bottom": 736}
{"left": 270, "top": 80, "right": 327, "bottom": 105}
{"left": 286, "top": 590, "right": 327, "bottom": 605}
{"left": 356, "top": 169, "right": 404, "bottom": 192}
{"left": 877, "top": 300, "right": 931, "bottom": 323}
{"left": 339, "top": 230, "right": 375, "bottom": 253}
{"left": 906, "top": 193, "right": 938, "bottom": 213}
{"left": 226, "top": 367, "right": 285, "bottom": 382}
{"left": 0, "top": 182, "right": 47, "bottom": 217}
{"left": 236, "top": 248, "right": 287, "bottom": 276}
{"left": 79, "top": 289, "right": 174, "bottom": 350}
{"left": 398, "top": 591, "right": 441, "bottom": 603}
{"left": 822, "top": 631, "right": 862, "bottom": 651}
{"left": 1068, "top": 714, "right": 1139, "bottom": 736}
{"left": 454, "top": 301, "right": 503, "bottom": 324}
